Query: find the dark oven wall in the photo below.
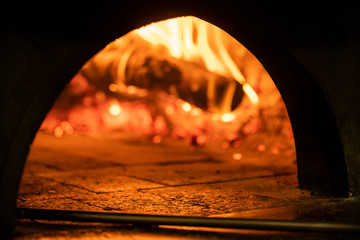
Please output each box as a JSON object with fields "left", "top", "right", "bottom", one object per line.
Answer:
{"left": 1, "top": 1, "right": 359, "bottom": 236}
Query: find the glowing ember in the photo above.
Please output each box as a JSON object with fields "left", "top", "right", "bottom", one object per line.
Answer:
{"left": 109, "top": 102, "right": 122, "bottom": 116}
{"left": 221, "top": 113, "right": 235, "bottom": 123}
{"left": 271, "top": 147, "right": 280, "bottom": 155}
{"left": 242, "top": 118, "right": 262, "bottom": 135}
{"left": 53, "top": 121, "right": 73, "bottom": 138}
{"left": 182, "top": 102, "right": 192, "bottom": 112}
{"left": 196, "top": 134, "right": 207, "bottom": 145}
{"left": 54, "top": 127, "right": 64, "bottom": 138}
{"left": 153, "top": 135, "right": 162, "bottom": 144}
{"left": 257, "top": 144, "right": 266, "bottom": 152}
{"left": 60, "top": 121, "right": 73, "bottom": 135}
{"left": 232, "top": 153, "right": 242, "bottom": 160}
{"left": 108, "top": 83, "right": 118, "bottom": 92}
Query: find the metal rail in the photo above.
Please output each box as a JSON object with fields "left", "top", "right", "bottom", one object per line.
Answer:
{"left": 16, "top": 207, "right": 360, "bottom": 234}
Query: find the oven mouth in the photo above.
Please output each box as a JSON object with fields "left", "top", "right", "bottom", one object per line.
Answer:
{"left": 17, "top": 16, "right": 298, "bottom": 219}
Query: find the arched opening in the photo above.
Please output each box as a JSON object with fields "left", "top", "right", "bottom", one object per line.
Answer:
{"left": 17, "top": 16, "right": 298, "bottom": 216}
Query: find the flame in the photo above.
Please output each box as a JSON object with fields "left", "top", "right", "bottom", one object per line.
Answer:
{"left": 40, "top": 16, "right": 285, "bottom": 145}
{"left": 243, "top": 83, "right": 259, "bottom": 104}
{"left": 136, "top": 16, "right": 258, "bottom": 107}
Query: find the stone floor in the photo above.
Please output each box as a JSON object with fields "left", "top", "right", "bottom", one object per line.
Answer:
{"left": 15, "top": 131, "right": 360, "bottom": 239}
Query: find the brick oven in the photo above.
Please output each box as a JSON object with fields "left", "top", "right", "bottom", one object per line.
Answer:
{"left": 1, "top": 1, "right": 359, "bottom": 238}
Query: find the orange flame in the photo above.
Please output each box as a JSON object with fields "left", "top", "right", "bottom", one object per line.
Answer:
{"left": 136, "top": 16, "right": 259, "bottom": 106}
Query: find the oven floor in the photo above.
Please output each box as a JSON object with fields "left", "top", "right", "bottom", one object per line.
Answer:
{"left": 15, "top": 131, "right": 360, "bottom": 239}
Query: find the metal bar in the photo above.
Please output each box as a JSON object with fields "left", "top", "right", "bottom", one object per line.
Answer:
{"left": 16, "top": 207, "right": 360, "bottom": 234}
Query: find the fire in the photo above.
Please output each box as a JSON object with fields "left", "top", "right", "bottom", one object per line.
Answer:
{"left": 38, "top": 15, "right": 293, "bottom": 156}
{"left": 138, "top": 17, "right": 233, "bottom": 76}
{"left": 243, "top": 83, "right": 259, "bottom": 104}
{"left": 136, "top": 16, "right": 259, "bottom": 110}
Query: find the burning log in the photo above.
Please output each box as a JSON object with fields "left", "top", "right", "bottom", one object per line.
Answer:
{"left": 52, "top": 29, "right": 245, "bottom": 135}
{"left": 80, "top": 34, "right": 244, "bottom": 115}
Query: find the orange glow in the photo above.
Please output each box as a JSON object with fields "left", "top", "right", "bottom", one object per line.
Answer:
{"left": 197, "top": 134, "right": 207, "bottom": 145}
{"left": 152, "top": 135, "right": 162, "bottom": 144}
{"left": 221, "top": 141, "right": 230, "bottom": 149}
{"left": 190, "top": 108, "right": 201, "bottom": 116}
{"left": 136, "top": 16, "right": 258, "bottom": 113}
{"left": 257, "top": 144, "right": 266, "bottom": 152}
{"left": 54, "top": 127, "right": 64, "bottom": 138}
{"left": 166, "top": 105, "right": 175, "bottom": 115}
{"left": 221, "top": 113, "right": 236, "bottom": 122}
{"left": 182, "top": 102, "right": 192, "bottom": 112}
{"left": 232, "top": 153, "right": 242, "bottom": 160}
{"left": 109, "top": 102, "right": 122, "bottom": 116}
{"left": 243, "top": 83, "right": 259, "bottom": 104}
{"left": 38, "top": 16, "right": 293, "bottom": 153}
{"left": 127, "top": 86, "right": 137, "bottom": 94}
{"left": 60, "top": 121, "right": 73, "bottom": 135}
{"left": 137, "top": 17, "right": 238, "bottom": 78}
{"left": 211, "top": 114, "right": 221, "bottom": 121}
{"left": 108, "top": 83, "right": 118, "bottom": 92}
{"left": 154, "top": 116, "right": 167, "bottom": 133}
{"left": 53, "top": 121, "right": 73, "bottom": 138}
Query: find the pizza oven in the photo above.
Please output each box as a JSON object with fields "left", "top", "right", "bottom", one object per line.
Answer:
{"left": 1, "top": 1, "right": 359, "bottom": 238}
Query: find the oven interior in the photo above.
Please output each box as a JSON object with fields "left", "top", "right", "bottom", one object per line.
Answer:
{"left": 17, "top": 15, "right": 300, "bottom": 215}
